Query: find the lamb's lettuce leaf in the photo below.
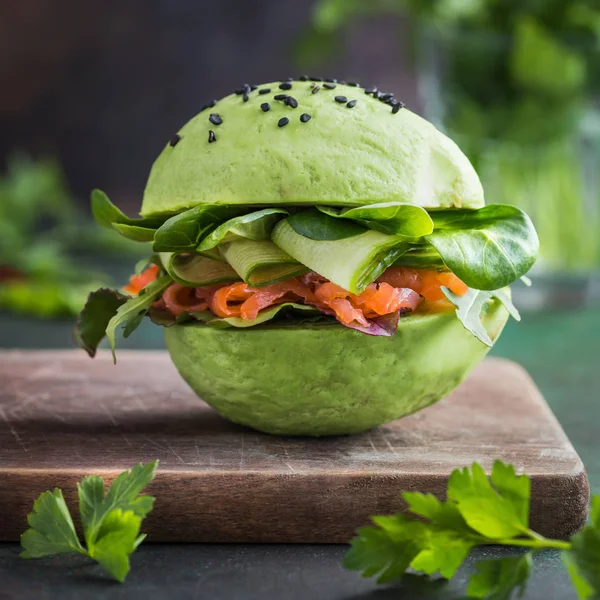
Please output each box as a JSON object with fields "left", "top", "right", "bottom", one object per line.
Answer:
{"left": 318, "top": 203, "right": 434, "bottom": 237}
{"left": 427, "top": 204, "right": 539, "bottom": 291}
{"left": 287, "top": 209, "right": 367, "bottom": 240}
{"left": 91, "top": 190, "right": 163, "bottom": 242}
{"left": 197, "top": 208, "right": 288, "bottom": 252}
{"left": 153, "top": 205, "right": 245, "bottom": 253}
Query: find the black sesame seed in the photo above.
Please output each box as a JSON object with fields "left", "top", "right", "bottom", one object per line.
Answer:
{"left": 323, "top": 82, "right": 336, "bottom": 90}
{"left": 278, "top": 117, "right": 290, "bottom": 128}
{"left": 334, "top": 95, "right": 348, "bottom": 103}
{"left": 365, "top": 87, "right": 377, "bottom": 95}
{"left": 373, "top": 91, "right": 382, "bottom": 99}
{"left": 311, "top": 85, "right": 320, "bottom": 94}
{"left": 209, "top": 113, "right": 223, "bottom": 125}
{"left": 309, "top": 76, "right": 323, "bottom": 82}
{"left": 169, "top": 134, "right": 181, "bottom": 147}
{"left": 338, "top": 80, "right": 347, "bottom": 85}
{"left": 250, "top": 85, "right": 258, "bottom": 91}
{"left": 259, "top": 88, "right": 271, "bottom": 95}
{"left": 274, "top": 93, "right": 288, "bottom": 101}
{"left": 261, "top": 102, "right": 271, "bottom": 112}
{"left": 392, "top": 101, "right": 406, "bottom": 114}
{"left": 201, "top": 99, "right": 217, "bottom": 111}
{"left": 384, "top": 97, "right": 397, "bottom": 105}
{"left": 380, "top": 93, "right": 394, "bottom": 101}
{"left": 243, "top": 92, "right": 249, "bottom": 102}
{"left": 348, "top": 81, "right": 360, "bottom": 87}
{"left": 208, "top": 130, "right": 216, "bottom": 143}
{"left": 279, "top": 82, "right": 292, "bottom": 90}
{"left": 285, "top": 96, "right": 298, "bottom": 108}
{"left": 325, "top": 78, "right": 337, "bottom": 83}
{"left": 234, "top": 88, "right": 245, "bottom": 95}
{"left": 347, "top": 99, "right": 357, "bottom": 108}
{"left": 299, "top": 75, "right": 309, "bottom": 81}
{"left": 300, "top": 113, "right": 311, "bottom": 123}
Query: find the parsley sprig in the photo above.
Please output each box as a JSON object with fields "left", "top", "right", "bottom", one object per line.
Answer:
{"left": 21, "top": 461, "right": 158, "bottom": 582}
{"left": 344, "top": 461, "right": 599, "bottom": 599}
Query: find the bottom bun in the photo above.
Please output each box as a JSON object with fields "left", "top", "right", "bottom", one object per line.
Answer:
{"left": 165, "top": 301, "right": 508, "bottom": 436}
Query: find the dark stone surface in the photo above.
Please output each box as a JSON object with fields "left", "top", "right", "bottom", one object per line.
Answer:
{"left": 0, "top": 544, "right": 577, "bottom": 600}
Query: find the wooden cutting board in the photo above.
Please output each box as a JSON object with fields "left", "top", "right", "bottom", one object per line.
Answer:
{"left": 0, "top": 350, "right": 588, "bottom": 542}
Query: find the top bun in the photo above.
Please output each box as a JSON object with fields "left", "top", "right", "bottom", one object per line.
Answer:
{"left": 141, "top": 80, "right": 484, "bottom": 217}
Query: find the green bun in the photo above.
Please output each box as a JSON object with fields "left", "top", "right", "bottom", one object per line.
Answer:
{"left": 164, "top": 302, "right": 508, "bottom": 436}
{"left": 141, "top": 81, "right": 483, "bottom": 217}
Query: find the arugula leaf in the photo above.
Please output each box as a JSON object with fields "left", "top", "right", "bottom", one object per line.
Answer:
{"left": 287, "top": 208, "right": 367, "bottom": 241}
{"left": 91, "top": 189, "right": 162, "bottom": 241}
{"left": 74, "top": 288, "right": 127, "bottom": 357}
{"left": 21, "top": 461, "right": 158, "bottom": 583}
{"left": 564, "top": 496, "right": 600, "bottom": 598}
{"left": 21, "top": 489, "right": 85, "bottom": 558}
{"left": 105, "top": 276, "right": 171, "bottom": 362}
{"left": 427, "top": 205, "right": 539, "bottom": 291}
{"left": 318, "top": 203, "right": 434, "bottom": 237}
{"left": 153, "top": 205, "right": 245, "bottom": 252}
{"left": 466, "top": 554, "right": 532, "bottom": 600}
{"left": 441, "top": 286, "right": 520, "bottom": 347}
{"left": 447, "top": 462, "right": 530, "bottom": 539}
{"left": 197, "top": 208, "right": 288, "bottom": 252}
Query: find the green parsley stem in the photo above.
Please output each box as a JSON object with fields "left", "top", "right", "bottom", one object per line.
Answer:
{"left": 486, "top": 537, "right": 571, "bottom": 551}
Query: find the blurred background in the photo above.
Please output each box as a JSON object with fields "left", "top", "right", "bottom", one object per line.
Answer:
{"left": 1, "top": 0, "right": 600, "bottom": 321}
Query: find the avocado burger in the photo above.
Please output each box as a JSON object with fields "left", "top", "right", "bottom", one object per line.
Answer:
{"left": 75, "top": 77, "right": 539, "bottom": 436}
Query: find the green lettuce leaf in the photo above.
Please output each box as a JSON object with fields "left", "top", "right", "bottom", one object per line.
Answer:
{"left": 287, "top": 208, "right": 367, "bottom": 240}
{"left": 91, "top": 189, "right": 163, "bottom": 241}
{"left": 318, "top": 202, "right": 434, "bottom": 237}
{"left": 197, "top": 208, "right": 288, "bottom": 252}
{"left": 427, "top": 204, "right": 539, "bottom": 291}
{"left": 153, "top": 205, "right": 245, "bottom": 252}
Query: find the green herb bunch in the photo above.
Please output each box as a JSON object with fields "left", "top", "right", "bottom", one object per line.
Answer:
{"left": 344, "top": 461, "right": 600, "bottom": 599}
{"left": 0, "top": 154, "right": 146, "bottom": 319}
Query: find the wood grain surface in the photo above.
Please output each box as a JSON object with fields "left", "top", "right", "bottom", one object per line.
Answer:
{"left": 0, "top": 350, "right": 589, "bottom": 542}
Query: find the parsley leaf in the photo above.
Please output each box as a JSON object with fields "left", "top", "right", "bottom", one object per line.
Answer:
{"left": 466, "top": 553, "right": 532, "bottom": 600}
{"left": 87, "top": 509, "right": 144, "bottom": 583}
{"left": 343, "top": 460, "right": 580, "bottom": 600}
{"left": 447, "top": 461, "right": 530, "bottom": 538}
{"left": 78, "top": 461, "right": 157, "bottom": 547}
{"left": 20, "top": 489, "right": 85, "bottom": 558}
{"left": 342, "top": 517, "right": 424, "bottom": 583}
{"left": 21, "top": 461, "right": 158, "bottom": 582}
{"left": 564, "top": 496, "right": 600, "bottom": 598}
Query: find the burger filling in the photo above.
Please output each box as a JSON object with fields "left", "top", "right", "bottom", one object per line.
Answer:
{"left": 75, "top": 191, "right": 538, "bottom": 359}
